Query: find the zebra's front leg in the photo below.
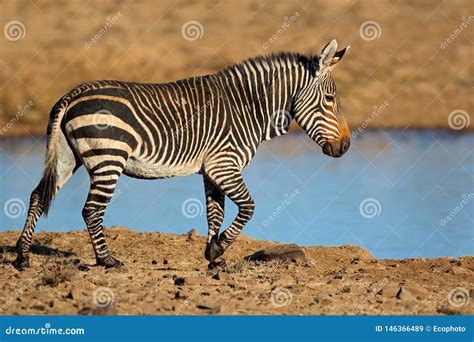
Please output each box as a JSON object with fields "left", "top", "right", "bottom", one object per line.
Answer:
{"left": 203, "top": 177, "right": 225, "bottom": 268}
{"left": 82, "top": 176, "right": 123, "bottom": 268}
{"left": 203, "top": 168, "right": 255, "bottom": 265}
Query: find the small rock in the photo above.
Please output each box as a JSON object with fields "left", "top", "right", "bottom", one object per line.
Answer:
{"left": 342, "top": 285, "right": 351, "bottom": 293}
{"left": 379, "top": 283, "right": 400, "bottom": 298}
{"left": 163, "top": 259, "right": 169, "bottom": 265}
{"left": 196, "top": 304, "right": 221, "bottom": 314}
{"left": 186, "top": 229, "right": 199, "bottom": 241}
{"left": 245, "top": 244, "right": 306, "bottom": 262}
{"left": 31, "top": 305, "right": 45, "bottom": 311}
{"left": 66, "top": 291, "right": 74, "bottom": 299}
{"left": 449, "top": 266, "right": 466, "bottom": 275}
{"left": 396, "top": 287, "right": 415, "bottom": 300}
{"left": 78, "top": 307, "right": 92, "bottom": 315}
{"left": 78, "top": 264, "right": 90, "bottom": 272}
{"left": 314, "top": 294, "right": 332, "bottom": 305}
{"left": 175, "top": 291, "right": 188, "bottom": 299}
{"left": 151, "top": 260, "right": 157, "bottom": 265}
{"left": 174, "top": 277, "right": 185, "bottom": 286}
{"left": 404, "top": 285, "right": 430, "bottom": 299}
{"left": 212, "top": 272, "right": 231, "bottom": 282}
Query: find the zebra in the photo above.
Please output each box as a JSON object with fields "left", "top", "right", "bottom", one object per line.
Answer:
{"left": 14, "top": 39, "right": 351, "bottom": 270}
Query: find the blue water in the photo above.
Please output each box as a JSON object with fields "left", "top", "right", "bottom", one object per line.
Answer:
{"left": 1, "top": 130, "right": 473, "bottom": 259}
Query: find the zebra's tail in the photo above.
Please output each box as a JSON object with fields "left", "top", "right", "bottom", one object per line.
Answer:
{"left": 40, "top": 100, "right": 68, "bottom": 216}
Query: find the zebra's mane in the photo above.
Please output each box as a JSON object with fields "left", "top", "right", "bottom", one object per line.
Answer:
{"left": 215, "top": 52, "right": 315, "bottom": 77}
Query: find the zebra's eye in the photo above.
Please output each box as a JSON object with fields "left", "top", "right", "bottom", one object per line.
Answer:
{"left": 325, "top": 94, "right": 334, "bottom": 102}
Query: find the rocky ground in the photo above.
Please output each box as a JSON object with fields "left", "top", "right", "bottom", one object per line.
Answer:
{"left": 0, "top": 227, "right": 472, "bottom": 315}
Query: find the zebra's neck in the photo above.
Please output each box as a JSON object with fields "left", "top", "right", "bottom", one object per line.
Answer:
{"left": 215, "top": 53, "right": 309, "bottom": 142}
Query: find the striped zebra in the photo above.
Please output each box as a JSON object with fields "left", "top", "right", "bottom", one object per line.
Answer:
{"left": 14, "top": 39, "right": 351, "bottom": 270}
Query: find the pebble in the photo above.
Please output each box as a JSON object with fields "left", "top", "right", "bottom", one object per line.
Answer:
{"left": 196, "top": 304, "right": 221, "bottom": 314}
{"left": 186, "top": 229, "right": 199, "bottom": 241}
{"left": 396, "top": 287, "right": 415, "bottom": 301}
{"left": 245, "top": 244, "right": 306, "bottom": 262}
{"left": 174, "top": 277, "right": 185, "bottom": 286}
{"left": 314, "top": 294, "right": 333, "bottom": 305}
{"left": 378, "top": 283, "right": 400, "bottom": 297}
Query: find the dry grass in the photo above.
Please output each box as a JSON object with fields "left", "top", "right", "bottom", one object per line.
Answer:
{"left": 0, "top": 0, "right": 472, "bottom": 137}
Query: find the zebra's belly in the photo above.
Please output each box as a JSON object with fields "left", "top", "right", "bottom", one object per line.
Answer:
{"left": 123, "top": 156, "right": 202, "bottom": 179}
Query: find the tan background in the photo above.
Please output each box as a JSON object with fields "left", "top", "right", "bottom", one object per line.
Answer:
{"left": 0, "top": 0, "right": 472, "bottom": 137}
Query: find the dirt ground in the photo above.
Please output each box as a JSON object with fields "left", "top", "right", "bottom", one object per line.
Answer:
{"left": 0, "top": 227, "right": 472, "bottom": 315}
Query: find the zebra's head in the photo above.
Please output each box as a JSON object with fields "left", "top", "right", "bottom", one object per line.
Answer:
{"left": 294, "top": 39, "right": 351, "bottom": 158}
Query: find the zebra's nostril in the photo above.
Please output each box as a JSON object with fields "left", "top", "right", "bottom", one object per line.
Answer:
{"left": 322, "top": 142, "right": 333, "bottom": 156}
{"left": 341, "top": 138, "right": 350, "bottom": 153}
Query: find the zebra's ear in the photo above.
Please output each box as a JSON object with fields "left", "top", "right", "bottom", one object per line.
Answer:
{"left": 330, "top": 46, "right": 350, "bottom": 67}
{"left": 318, "top": 39, "right": 338, "bottom": 72}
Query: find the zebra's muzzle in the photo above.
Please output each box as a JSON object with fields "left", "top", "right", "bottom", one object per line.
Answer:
{"left": 322, "top": 137, "right": 350, "bottom": 158}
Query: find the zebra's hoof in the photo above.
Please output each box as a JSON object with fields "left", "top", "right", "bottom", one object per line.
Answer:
{"left": 13, "top": 255, "right": 30, "bottom": 270}
{"left": 208, "top": 258, "right": 226, "bottom": 270}
{"left": 205, "top": 240, "right": 224, "bottom": 262}
{"left": 97, "top": 255, "right": 123, "bottom": 269}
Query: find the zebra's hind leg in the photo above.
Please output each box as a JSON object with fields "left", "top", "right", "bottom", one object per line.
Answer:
{"left": 13, "top": 183, "right": 46, "bottom": 270}
{"left": 203, "top": 167, "right": 254, "bottom": 267}
{"left": 82, "top": 170, "right": 124, "bottom": 268}
{"left": 14, "top": 132, "right": 80, "bottom": 270}
{"left": 203, "top": 177, "right": 225, "bottom": 267}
